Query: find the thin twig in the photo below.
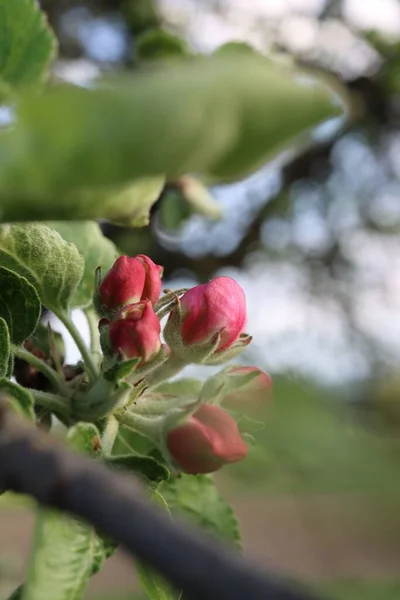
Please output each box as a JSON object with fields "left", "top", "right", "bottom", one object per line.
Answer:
{"left": 53, "top": 310, "right": 98, "bottom": 382}
{"left": 12, "top": 347, "right": 65, "bottom": 395}
{"left": 0, "top": 401, "right": 322, "bottom": 600}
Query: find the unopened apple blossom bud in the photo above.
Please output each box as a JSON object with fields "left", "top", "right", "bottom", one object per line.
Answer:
{"left": 108, "top": 301, "right": 161, "bottom": 364}
{"left": 98, "top": 255, "right": 163, "bottom": 316}
{"left": 167, "top": 404, "right": 247, "bottom": 474}
{"left": 164, "top": 277, "right": 246, "bottom": 361}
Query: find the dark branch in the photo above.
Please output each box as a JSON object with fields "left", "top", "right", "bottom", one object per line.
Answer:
{"left": 0, "top": 401, "right": 322, "bottom": 600}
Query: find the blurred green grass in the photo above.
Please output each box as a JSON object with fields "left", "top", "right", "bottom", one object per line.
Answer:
{"left": 221, "top": 377, "right": 400, "bottom": 495}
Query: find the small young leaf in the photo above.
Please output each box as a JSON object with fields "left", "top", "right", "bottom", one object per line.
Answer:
{"left": 49, "top": 222, "right": 119, "bottom": 309}
{"left": 0, "top": 224, "right": 84, "bottom": 311}
{"left": 22, "top": 510, "right": 95, "bottom": 600}
{"left": 0, "top": 379, "right": 34, "bottom": 420}
{"left": 103, "top": 357, "right": 141, "bottom": 382}
{"left": 0, "top": 317, "right": 10, "bottom": 377}
{"left": 67, "top": 422, "right": 101, "bottom": 457}
{"left": 159, "top": 475, "right": 241, "bottom": 547}
{"left": 0, "top": 0, "right": 57, "bottom": 88}
{"left": 0, "top": 266, "right": 40, "bottom": 345}
{"left": 28, "top": 323, "right": 65, "bottom": 362}
{"left": 106, "top": 453, "right": 170, "bottom": 483}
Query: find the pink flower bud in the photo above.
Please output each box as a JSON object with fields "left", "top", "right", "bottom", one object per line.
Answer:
{"left": 109, "top": 301, "right": 161, "bottom": 364}
{"left": 176, "top": 276, "right": 246, "bottom": 352}
{"left": 98, "top": 255, "right": 163, "bottom": 314}
{"left": 167, "top": 404, "right": 247, "bottom": 474}
{"left": 221, "top": 366, "right": 272, "bottom": 406}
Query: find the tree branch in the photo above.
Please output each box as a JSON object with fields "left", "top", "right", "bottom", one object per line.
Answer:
{"left": 0, "top": 401, "right": 322, "bottom": 600}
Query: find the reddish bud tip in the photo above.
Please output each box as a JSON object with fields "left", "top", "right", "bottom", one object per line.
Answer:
{"left": 98, "top": 255, "right": 163, "bottom": 315}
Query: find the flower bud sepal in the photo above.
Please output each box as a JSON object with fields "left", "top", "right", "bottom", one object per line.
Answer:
{"left": 163, "top": 295, "right": 226, "bottom": 364}
{"left": 72, "top": 375, "right": 133, "bottom": 422}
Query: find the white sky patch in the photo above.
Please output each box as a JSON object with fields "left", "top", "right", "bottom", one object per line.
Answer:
{"left": 343, "top": 0, "right": 400, "bottom": 38}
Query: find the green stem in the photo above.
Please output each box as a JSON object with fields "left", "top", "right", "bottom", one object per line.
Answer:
{"left": 54, "top": 309, "right": 98, "bottom": 382}
{"left": 145, "top": 354, "right": 187, "bottom": 389}
{"left": 13, "top": 346, "right": 65, "bottom": 395}
{"left": 29, "top": 389, "right": 71, "bottom": 418}
{"left": 101, "top": 415, "right": 119, "bottom": 456}
{"left": 85, "top": 308, "right": 101, "bottom": 358}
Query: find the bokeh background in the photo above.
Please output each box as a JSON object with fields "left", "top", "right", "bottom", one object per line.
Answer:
{"left": 3, "top": 1, "right": 400, "bottom": 599}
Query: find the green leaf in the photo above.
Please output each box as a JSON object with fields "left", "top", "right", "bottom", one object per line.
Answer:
{"left": 0, "top": 316, "right": 10, "bottom": 377}
{"left": 0, "top": 56, "right": 341, "bottom": 224}
{"left": 0, "top": 224, "right": 84, "bottom": 310}
{"left": 22, "top": 510, "right": 95, "bottom": 600}
{"left": 90, "top": 534, "right": 117, "bottom": 576}
{"left": 0, "top": 379, "right": 34, "bottom": 420}
{"left": 0, "top": 0, "right": 57, "bottom": 88}
{"left": 49, "top": 221, "right": 119, "bottom": 309}
{"left": 67, "top": 422, "right": 101, "bottom": 457}
{"left": 159, "top": 475, "right": 241, "bottom": 547}
{"left": 136, "top": 561, "right": 180, "bottom": 600}
{"left": 106, "top": 453, "right": 170, "bottom": 483}
{"left": 0, "top": 266, "right": 40, "bottom": 345}
{"left": 136, "top": 29, "right": 189, "bottom": 61}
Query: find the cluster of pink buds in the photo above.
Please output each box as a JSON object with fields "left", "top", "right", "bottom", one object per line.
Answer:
{"left": 95, "top": 255, "right": 271, "bottom": 475}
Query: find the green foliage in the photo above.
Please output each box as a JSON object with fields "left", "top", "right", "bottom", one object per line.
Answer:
{"left": 49, "top": 222, "right": 119, "bottom": 309}
{"left": 0, "top": 317, "right": 10, "bottom": 377}
{"left": 22, "top": 510, "right": 95, "bottom": 600}
{"left": 159, "top": 475, "right": 241, "bottom": 547}
{"left": 106, "top": 453, "right": 170, "bottom": 484}
{"left": 0, "top": 266, "right": 40, "bottom": 345}
{"left": 0, "top": 56, "right": 340, "bottom": 224}
{"left": 0, "top": 224, "right": 84, "bottom": 311}
{"left": 136, "top": 562, "right": 180, "bottom": 600}
{"left": 136, "top": 29, "right": 188, "bottom": 61}
{"left": 0, "top": 0, "right": 56, "bottom": 89}
{"left": 0, "top": 379, "right": 34, "bottom": 420}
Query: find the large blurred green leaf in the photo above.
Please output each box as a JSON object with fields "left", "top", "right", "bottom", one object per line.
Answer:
{"left": 0, "top": 266, "right": 40, "bottom": 345}
{"left": 0, "top": 224, "right": 84, "bottom": 311}
{"left": 0, "top": 56, "right": 341, "bottom": 223}
{"left": 0, "top": 0, "right": 56, "bottom": 88}
{"left": 49, "top": 221, "right": 119, "bottom": 308}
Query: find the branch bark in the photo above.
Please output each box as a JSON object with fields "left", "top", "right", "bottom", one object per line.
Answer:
{"left": 0, "top": 401, "right": 322, "bottom": 600}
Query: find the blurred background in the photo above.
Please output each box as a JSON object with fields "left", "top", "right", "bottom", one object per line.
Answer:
{"left": 3, "top": 0, "right": 400, "bottom": 599}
